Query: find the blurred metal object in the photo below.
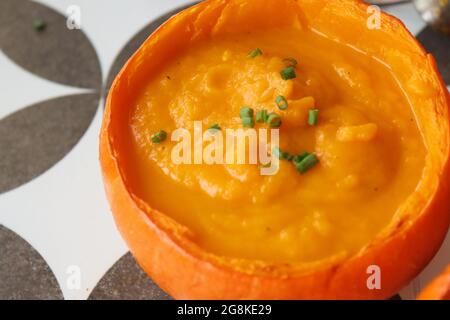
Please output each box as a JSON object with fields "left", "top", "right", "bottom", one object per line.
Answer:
{"left": 368, "top": 0, "right": 450, "bottom": 34}
{"left": 367, "top": 0, "right": 411, "bottom": 5}
{"left": 413, "top": 0, "right": 450, "bottom": 33}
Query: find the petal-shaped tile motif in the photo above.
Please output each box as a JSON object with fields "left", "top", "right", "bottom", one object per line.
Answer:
{"left": 103, "top": 3, "right": 196, "bottom": 99}
{"left": 0, "top": 93, "right": 99, "bottom": 194}
{"left": 0, "top": 224, "right": 63, "bottom": 299}
{"left": 0, "top": 0, "right": 101, "bottom": 89}
{"left": 88, "top": 252, "right": 172, "bottom": 300}
{"left": 417, "top": 27, "right": 450, "bottom": 85}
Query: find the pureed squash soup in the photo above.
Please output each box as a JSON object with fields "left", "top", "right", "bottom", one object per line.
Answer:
{"left": 128, "top": 26, "right": 425, "bottom": 263}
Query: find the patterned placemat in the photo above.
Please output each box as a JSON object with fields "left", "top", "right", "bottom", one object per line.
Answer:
{"left": 0, "top": 0, "right": 448, "bottom": 300}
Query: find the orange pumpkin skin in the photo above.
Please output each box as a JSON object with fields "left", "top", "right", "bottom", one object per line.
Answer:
{"left": 100, "top": 0, "right": 450, "bottom": 299}
{"left": 418, "top": 265, "right": 450, "bottom": 300}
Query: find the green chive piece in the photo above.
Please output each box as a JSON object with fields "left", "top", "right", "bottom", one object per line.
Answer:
{"left": 242, "top": 116, "right": 255, "bottom": 128}
{"left": 248, "top": 48, "right": 263, "bottom": 58}
{"left": 240, "top": 107, "right": 254, "bottom": 119}
{"left": 273, "top": 147, "right": 293, "bottom": 161}
{"left": 266, "top": 113, "right": 282, "bottom": 128}
{"left": 151, "top": 130, "right": 167, "bottom": 144}
{"left": 280, "top": 66, "right": 296, "bottom": 80}
{"left": 283, "top": 58, "right": 298, "bottom": 67}
{"left": 308, "top": 109, "right": 319, "bottom": 126}
{"left": 275, "top": 95, "right": 288, "bottom": 110}
{"left": 294, "top": 153, "right": 319, "bottom": 174}
{"left": 256, "top": 110, "right": 268, "bottom": 123}
{"left": 209, "top": 124, "right": 221, "bottom": 131}
{"left": 292, "top": 152, "right": 310, "bottom": 164}
{"left": 33, "top": 20, "right": 47, "bottom": 32}
{"left": 259, "top": 162, "right": 272, "bottom": 169}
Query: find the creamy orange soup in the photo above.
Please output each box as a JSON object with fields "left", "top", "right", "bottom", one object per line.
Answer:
{"left": 129, "top": 27, "right": 425, "bottom": 263}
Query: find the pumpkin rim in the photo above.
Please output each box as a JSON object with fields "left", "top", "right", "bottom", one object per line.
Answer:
{"left": 418, "top": 265, "right": 450, "bottom": 300}
{"left": 100, "top": 0, "right": 450, "bottom": 299}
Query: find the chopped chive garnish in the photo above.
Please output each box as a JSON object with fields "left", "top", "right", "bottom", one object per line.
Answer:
{"left": 248, "top": 48, "right": 263, "bottom": 58}
{"left": 240, "top": 107, "right": 254, "bottom": 119}
{"left": 283, "top": 58, "right": 298, "bottom": 67}
{"left": 256, "top": 109, "right": 268, "bottom": 123}
{"left": 275, "top": 95, "right": 288, "bottom": 110}
{"left": 308, "top": 109, "right": 319, "bottom": 126}
{"left": 294, "top": 153, "right": 319, "bottom": 174}
{"left": 266, "top": 113, "right": 282, "bottom": 128}
{"left": 33, "top": 20, "right": 47, "bottom": 32}
{"left": 209, "top": 124, "right": 221, "bottom": 131}
{"left": 292, "top": 152, "right": 310, "bottom": 164}
{"left": 280, "top": 66, "right": 296, "bottom": 80}
{"left": 259, "top": 162, "right": 272, "bottom": 169}
{"left": 241, "top": 116, "right": 255, "bottom": 128}
{"left": 151, "top": 130, "right": 167, "bottom": 144}
{"left": 273, "top": 147, "right": 293, "bottom": 161}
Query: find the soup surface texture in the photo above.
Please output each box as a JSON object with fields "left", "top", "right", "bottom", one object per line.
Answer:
{"left": 129, "top": 27, "right": 425, "bottom": 263}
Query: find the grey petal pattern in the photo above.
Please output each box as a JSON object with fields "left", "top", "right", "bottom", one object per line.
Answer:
{"left": 0, "top": 224, "right": 63, "bottom": 300}
{"left": 88, "top": 252, "right": 172, "bottom": 300}
{"left": 0, "top": 0, "right": 101, "bottom": 89}
{"left": 0, "top": 94, "right": 99, "bottom": 194}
